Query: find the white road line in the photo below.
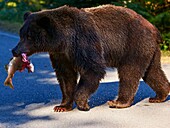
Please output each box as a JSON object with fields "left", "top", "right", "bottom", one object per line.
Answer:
{"left": 0, "top": 31, "right": 19, "bottom": 39}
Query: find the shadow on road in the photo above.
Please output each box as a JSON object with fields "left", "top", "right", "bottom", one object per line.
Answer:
{"left": 90, "top": 81, "right": 159, "bottom": 108}
{"left": 1, "top": 77, "right": 169, "bottom": 125}
{"left": 0, "top": 32, "right": 170, "bottom": 126}
{"left": 1, "top": 54, "right": 170, "bottom": 125}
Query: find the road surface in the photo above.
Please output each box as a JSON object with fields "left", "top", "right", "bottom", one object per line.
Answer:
{"left": 0, "top": 31, "right": 170, "bottom": 128}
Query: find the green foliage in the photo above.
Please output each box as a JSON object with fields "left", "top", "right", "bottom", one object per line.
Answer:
{"left": 0, "top": 0, "right": 117, "bottom": 22}
{"left": 160, "top": 33, "right": 170, "bottom": 51}
{"left": 0, "top": 0, "right": 43, "bottom": 22}
{"left": 150, "top": 10, "right": 170, "bottom": 51}
{"left": 150, "top": 11, "right": 170, "bottom": 32}
{"left": 0, "top": 0, "right": 170, "bottom": 50}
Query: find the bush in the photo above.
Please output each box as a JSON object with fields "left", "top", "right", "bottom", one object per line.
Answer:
{"left": 0, "top": 0, "right": 43, "bottom": 23}
{"left": 0, "top": 0, "right": 170, "bottom": 50}
{"left": 150, "top": 11, "right": 170, "bottom": 32}
{"left": 160, "top": 33, "right": 170, "bottom": 51}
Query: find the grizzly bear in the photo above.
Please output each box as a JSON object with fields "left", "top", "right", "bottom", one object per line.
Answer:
{"left": 12, "top": 5, "right": 170, "bottom": 112}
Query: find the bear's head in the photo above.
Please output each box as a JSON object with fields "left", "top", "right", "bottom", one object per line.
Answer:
{"left": 12, "top": 6, "right": 102, "bottom": 60}
{"left": 12, "top": 11, "right": 61, "bottom": 57}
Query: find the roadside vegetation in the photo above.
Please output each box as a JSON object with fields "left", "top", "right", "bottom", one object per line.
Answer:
{"left": 0, "top": 0, "right": 170, "bottom": 55}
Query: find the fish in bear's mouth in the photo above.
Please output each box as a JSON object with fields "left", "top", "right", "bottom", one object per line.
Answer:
{"left": 4, "top": 53, "right": 34, "bottom": 89}
{"left": 20, "top": 53, "right": 34, "bottom": 72}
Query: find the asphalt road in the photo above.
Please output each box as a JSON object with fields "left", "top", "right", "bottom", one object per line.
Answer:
{"left": 0, "top": 31, "right": 170, "bottom": 128}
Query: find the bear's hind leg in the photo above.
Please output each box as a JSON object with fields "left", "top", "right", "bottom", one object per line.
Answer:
{"left": 143, "top": 51, "right": 169, "bottom": 103}
{"left": 108, "top": 65, "right": 142, "bottom": 108}
{"left": 143, "top": 68, "right": 169, "bottom": 103}
{"left": 74, "top": 71, "right": 101, "bottom": 111}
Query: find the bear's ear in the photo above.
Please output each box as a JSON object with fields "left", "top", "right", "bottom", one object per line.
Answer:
{"left": 24, "top": 12, "right": 31, "bottom": 21}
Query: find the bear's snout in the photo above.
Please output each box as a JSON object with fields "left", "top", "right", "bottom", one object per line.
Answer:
{"left": 12, "top": 43, "right": 31, "bottom": 57}
{"left": 12, "top": 47, "right": 20, "bottom": 57}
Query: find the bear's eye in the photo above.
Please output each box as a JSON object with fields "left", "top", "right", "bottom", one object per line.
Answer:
{"left": 27, "top": 35, "right": 31, "bottom": 40}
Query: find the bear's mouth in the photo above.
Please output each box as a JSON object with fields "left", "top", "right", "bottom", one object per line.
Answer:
{"left": 19, "top": 53, "right": 34, "bottom": 73}
{"left": 21, "top": 53, "right": 29, "bottom": 62}
{"left": 12, "top": 47, "right": 30, "bottom": 57}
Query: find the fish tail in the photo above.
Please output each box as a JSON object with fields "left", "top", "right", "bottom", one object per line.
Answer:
{"left": 4, "top": 78, "right": 14, "bottom": 89}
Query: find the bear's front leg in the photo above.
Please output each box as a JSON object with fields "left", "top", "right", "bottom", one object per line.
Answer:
{"left": 53, "top": 69, "right": 78, "bottom": 112}
{"left": 53, "top": 67, "right": 78, "bottom": 112}
{"left": 74, "top": 71, "right": 100, "bottom": 111}
{"left": 50, "top": 54, "right": 78, "bottom": 112}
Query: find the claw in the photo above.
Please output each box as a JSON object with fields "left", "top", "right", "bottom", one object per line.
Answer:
{"left": 53, "top": 106, "right": 71, "bottom": 112}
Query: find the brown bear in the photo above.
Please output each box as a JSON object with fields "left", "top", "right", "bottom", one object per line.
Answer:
{"left": 12, "top": 5, "right": 170, "bottom": 112}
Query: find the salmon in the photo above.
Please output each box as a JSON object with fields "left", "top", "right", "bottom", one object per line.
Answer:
{"left": 4, "top": 57, "right": 22, "bottom": 89}
{"left": 4, "top": 53, "right": 34, "bottom": 89}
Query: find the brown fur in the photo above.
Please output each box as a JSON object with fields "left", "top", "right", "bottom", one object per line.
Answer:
{"left": 12, "top": 5, "right": 170, "bottom": 112}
